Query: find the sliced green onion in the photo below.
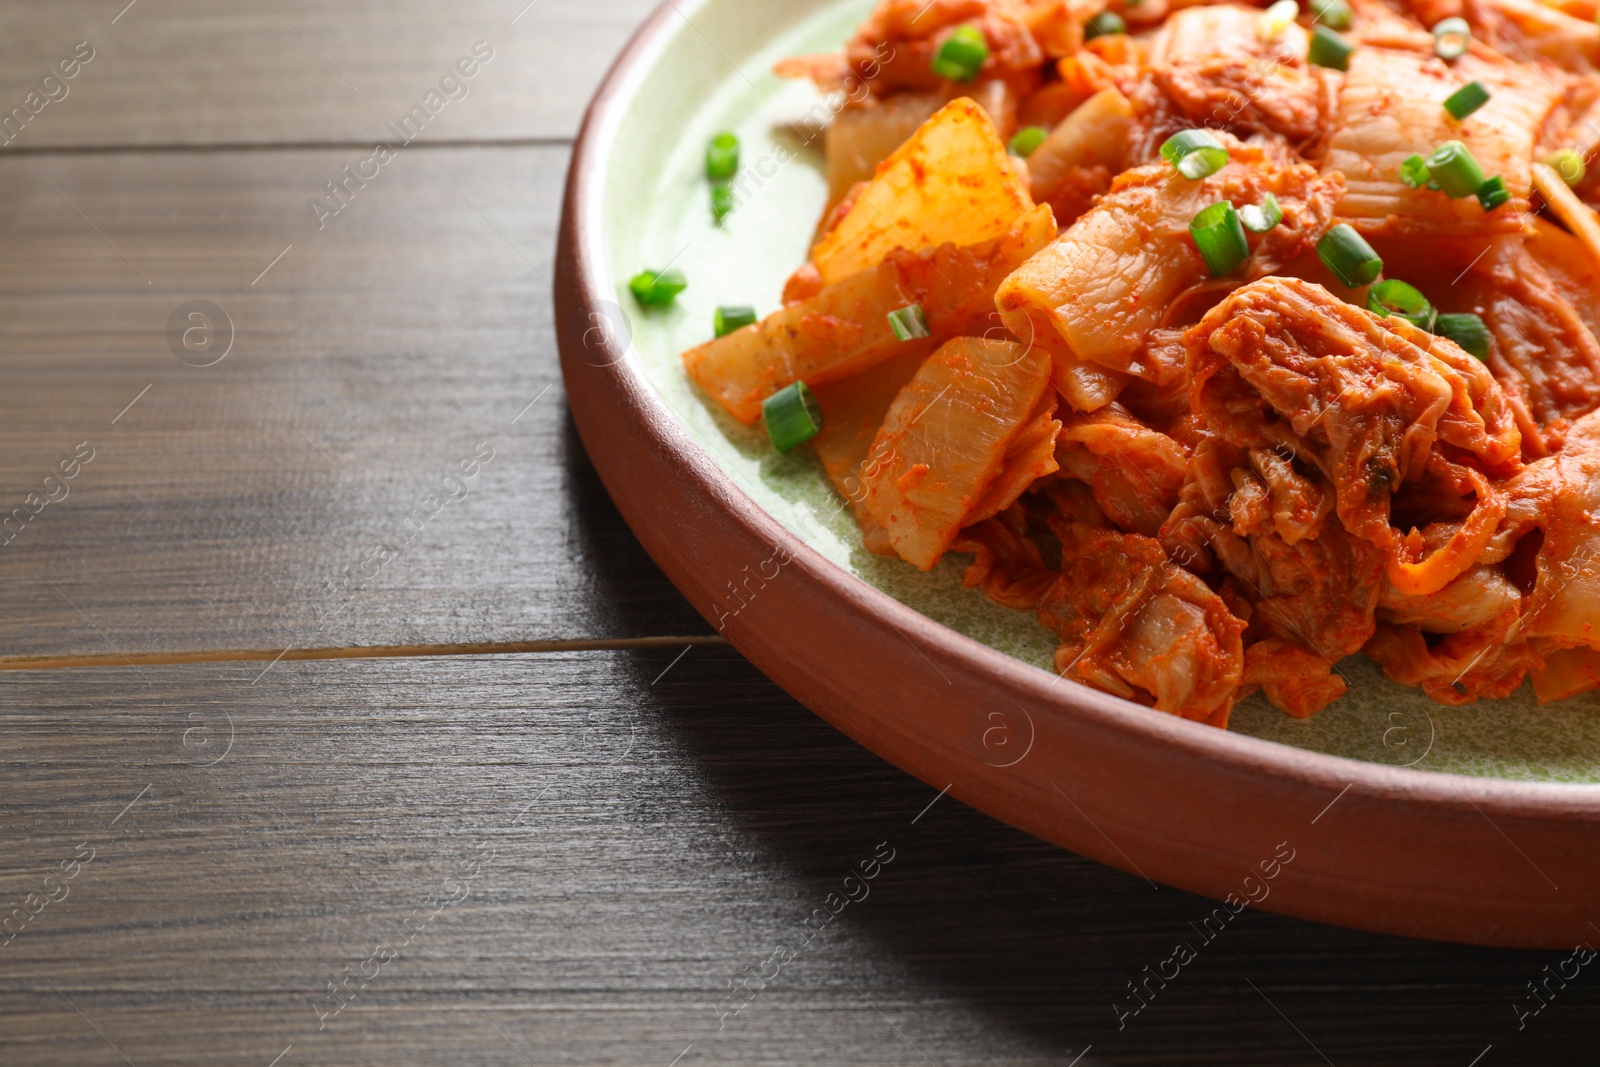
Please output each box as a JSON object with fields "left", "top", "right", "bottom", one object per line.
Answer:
{"left": 711, "top": 183, "right": 734, "bottom": 222}
{"left": 764, "top": 381, "right": 823, "bottom": 452}
{"left": 1367, "top": 279, "right": 1435, "bottom": 329}
{"left": 1443, "top": 80, "right": 1490, "bottom": 120}
{"left": 1433, "top": 312, "right": 1490, "bottom": 360}
{"left": 629, "top": 267, "right": 687, "bottom": 307}
{"left": 1311, "top": 0, "right": 1352, "bottom": 30}
{"left": 1476, "top": 174, "right": 1510, "bottom": 210}
{"left": 1316, "top": 223, "right": 1383, "bottom": 288}
{"left": 1544, "top": 148, "right": 1587, "bottom": 187}
{"left": 1259, "top": 0, "right": 1298, "bottom": 38}
{"left": 705, "top": 132, "right": 740, "bottom": 181}
{"left": 888, "top": 304, "right": 930, "bottom": 340}
{"left": 1308, "top": 24, "right": 1355, "bottom": 70}
{"left": 1085, "top": 11, "right": 1127, "bottom": 39}
{"left": 1160, "top": 129, "right": 1230, "bottom": 179}
{"left": 931, "top": 25, "right": 988, "bottom": 81}
{"left": 1190, "top": 201, "right": 1251, "bottom": 276}
{"left": 1399, "top": 153, "right": 1432, "bottom": 189}
{"left": 1425, "top": 140, "right": 1487, "bottom": 198}
{"left": 714, "top": 305, "right": 757, "bottom": 337}
{"left": 1432, "top": 17, "right": 1471, "bottom": 60}
{"left": 1239, "top": 192, "right": 1283, "bottom": 233}
{"left": 1009, "top": 125, "right": 1050, "bottom": 157}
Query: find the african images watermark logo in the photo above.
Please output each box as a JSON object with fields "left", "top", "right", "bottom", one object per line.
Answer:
{"left": 0, "top": 40, "right": 96, "bottom": 147}
{"left": 309, "top": 41, "right": 495, "bottom": 229}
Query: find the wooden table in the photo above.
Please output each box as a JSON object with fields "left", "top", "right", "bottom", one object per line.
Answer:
{"left": 0, "top": 3, "right": 1593, "bottom": 1064}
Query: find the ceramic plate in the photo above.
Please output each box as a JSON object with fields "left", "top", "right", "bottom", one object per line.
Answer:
{"left": 557, "top": 0, "right": 1600, "bottom": 946}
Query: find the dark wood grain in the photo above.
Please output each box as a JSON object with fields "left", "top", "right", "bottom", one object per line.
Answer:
{"left": 0, "top": 1, "right": 1593, "bottom": 1062}
{"left": 0, "top": 647, "right": 1592, "bottom": 1067}
{"left": 0, "top": 0, "right": 657, "bottom": 149}
{"left": 0, "top": 143, "right": 710, "bottom": 660}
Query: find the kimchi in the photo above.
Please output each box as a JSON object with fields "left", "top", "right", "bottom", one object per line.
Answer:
{"left": 676, "top": 0, "right": 1600, "bottom": 727}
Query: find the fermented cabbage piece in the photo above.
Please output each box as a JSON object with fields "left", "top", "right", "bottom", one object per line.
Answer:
{"left": 1524, "top": 218, "right": 1600, "bottom": 341}
{"left": 997, "top": 143, "right": 1341, "bottom": 383}
{"left": 1322, "top": 46, "right": 1561, "bottom": 236}
{"left": 965, "top": 387, "right": 1062, "bottom": 525}
{"left": 1150, "top": 55, "right": 1324, "bottom": 145}
{"left": 1159, "top": 423, "right": 1382, "bottom": 717}
{"left": 837, "top": 0, "right": 1049, "bottom": 97}
{"left": 1229, "top": 447, "right": 1336, "bottom": 547}
{"left": 862, "top": 336, "right": 1052, "bottom": 569}
{"left": 1146, "top": 3, "right": 1308, "bottom": 68}
{"left": 1376, "top": 564, "right": 1519, "bottom": 632}
{"left": 684, "top": 205, "right": 1054, "bottom": 424}
{"left": 1532, "top": 647, "right": 1600, "bottom": 703}
{"left": 809, "top": 341, "right": 940, "bottom": 555}
{"left": 1025, "top": 86, "right": 1133, "bottom": 226}
{"left": 819, "top": 91, "right": 947, "bottom": 212}
{"left": 812, "top": 81, "right": 1015, "bottom": 216}
{"left": 1242, "top": 639, "right": 1350, "bottom": 719}
{"left": 1038, "top": 518, "right": 1247, "bottom": 724}
{"left": 1144, "top": 4, "right": 1322, "bottom": 144}
{"left": 950, "top": 501, "right": 1059, "bottom": 610}
{"left": 1490, "top": 410, "right": 1600, "bottom": 698}
{"left": 1055, "top": 403, "right": 1189, "bottom": 537}
{"left": 1458, "top": 237, "right": 1600, "bottom": 456}
{"left": 1213, "top": 517, "right": 1386, "bottom": 680}
{"left": 1363, "top": 606, "right": 1539, "bottom": 705}
{"left": 1362, "top": 538, "right": 1539, "bottom": 698}
{"left": 1189, "top": 276, "right": 1520, "bottom": 568}
{"left": 812, "top": 97, "right": 1036, "bottom": 286}
{"left": 1472, "top": 0, "right": 1600, "bottom": 72}
{"left": 1223, "top": 481, "right": 1383, "bottom": 719}
{"left": 684, "top": 259, "right": 909, "bottom": 425}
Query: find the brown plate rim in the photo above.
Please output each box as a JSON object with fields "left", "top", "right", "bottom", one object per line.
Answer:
{"left": 556, "top": 0, "right": 1600, "bottom": 948}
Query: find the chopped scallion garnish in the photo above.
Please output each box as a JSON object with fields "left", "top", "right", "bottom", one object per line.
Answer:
{"left": 1160, "top": 129, "right": 1230, "bottom": 179}
{"left": 1544, "top": 148, "right": 1586, "bottom": 187}
{"left": 1009, "top": 125, "right": 1050, "bottom": 157}
{"left": 1477, "top": 174, "right": 1510, "bottom": 210}
{"left": 629, "top": 268, "right": 687, "bottom": 307}
{"left": 1308, "top": 24, "right": 1355, "bottom": 70}
{"left": 1085, "top": 11, "right": 1127, "bottom": 39}
{"left": 931, "top": 25, "right": 989, "bottom": 81}
{"left": 1239, "top": 192, "right": 1283, "bottom": 233}
{"left": 1368, "top": 279, "right": 1435, "bottom": 330}
{"left": 1432, "top": 17, "right": 1471, "bottom": 60}
{"left": 711, "top": 183, "right": 734, "bottom": 222}
{"left": 1443, "top": 80, "right": 1490, "bottom": 120}
{"left": 1433, "top": 312, "right": 1490, "bottom": 360}
{"left": 888, "top": 304, "right": 930, "bottom": 340}
{"left": 1311, "top": 0, "right": 1352, "bottom": 30}
{"left": 1425, "top": 140, "right": 1487, "bottom": 198}
{"left": 763, "top": 381, "right": 823, "bottom": 452}
{"left": 1399, "top": 153, "right": 1432, "bottom": 189}
{"left": 1316, "top": 223, "right": 1382, "bottom": 288}
{"left": 705, "top": 133, "right": 740, "bottom": 181}
{"left": 1189, "top": 201, "right": 1251, "bottom": 276}
{"left": 714, "top": 305, "right": 757, "bottom": 337}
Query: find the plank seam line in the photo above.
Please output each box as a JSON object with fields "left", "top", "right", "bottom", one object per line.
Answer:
{"left": 0, "top": 636, "right": 727, "bottom": 672}
{"left": 0, "top": 137, "right": 575, "bottom": 157}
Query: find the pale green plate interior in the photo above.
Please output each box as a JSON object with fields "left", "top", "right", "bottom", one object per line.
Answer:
{"left": 600, "top": 0, "right": 1600, "bottom": 783}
